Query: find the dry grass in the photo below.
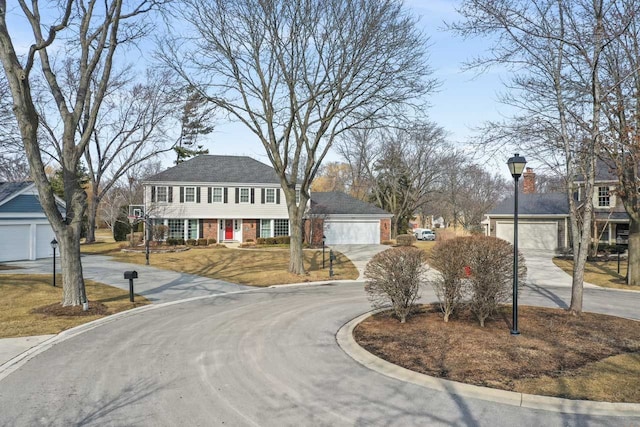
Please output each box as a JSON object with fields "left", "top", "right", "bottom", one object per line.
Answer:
{"left": 412, "top": 241, "right": 437, "bottom": 258}
{"left": 354, "top": 304, "right": 640, "bottom": 402}
{"left": 0, "top": 274, "right": 149, "bottom": 338}
{"left": 109, "top": 246, "right": 358, "bottom": 286}
{"left": 552, "top": 258, "right": 639, "bottom": 290}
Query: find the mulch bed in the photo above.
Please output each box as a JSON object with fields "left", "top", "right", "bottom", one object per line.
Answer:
{"left": 31, "top": 301, "right": 110, "bottom": 317}
{"left": 354, "top": 304, "right": 640, "bottom": 398}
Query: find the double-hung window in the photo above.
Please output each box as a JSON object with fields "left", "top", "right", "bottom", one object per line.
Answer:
{"left": 260, "top": 219, "right": 272, "bottom": 238}
{"left": 597, "top": 186, "right": 610, "bottom": 207}
{"left": 156, "top": 186, "right": 168, "bottom": 202}
{"left": 265, "top": 188, "right": 276, "bottom": 204}
{"left": 240, "top": 188, "right": 250, "bottom": 203}
{"left": 185, "top": 187, "right": 196, "bottom": 203}
{"left": 212, "top": 187, "right": 223, "bottom": 203}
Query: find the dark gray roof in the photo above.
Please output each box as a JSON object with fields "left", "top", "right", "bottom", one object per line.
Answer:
{"left": 310, "top": 192, "right": 391, "bottom": 216}
{"left": 0, "top": 182, "right": 32, "bottom": 204}
{"left": 489, "top": 193, "right": 569, "bottom": 216}
{"left": 145, "top": 155, "right": 281, "bottom": 184}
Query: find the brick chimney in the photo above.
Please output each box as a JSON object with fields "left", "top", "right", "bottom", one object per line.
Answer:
{"left": 523, "top": 167, "right": 536, "bottom": 194}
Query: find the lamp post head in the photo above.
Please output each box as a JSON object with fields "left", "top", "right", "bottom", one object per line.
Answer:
{"left": 50, "top": 238, "right": 58, "bottom": 250}
{"left": 507, "top": 153, "right": 527, "bottom": 179}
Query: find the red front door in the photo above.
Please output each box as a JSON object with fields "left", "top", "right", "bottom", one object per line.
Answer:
{"left": 225, "top": 220, "right": 234, "bottom": 240}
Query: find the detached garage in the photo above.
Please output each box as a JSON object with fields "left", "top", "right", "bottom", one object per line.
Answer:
{"left": 306, "top": 192, "right": 392, "bottom": 246}
{"left": 484, "top": 193, "right": 569, "bottom": 253}
{"left": 0, "top": 182, "right": 62, "bottom": 262}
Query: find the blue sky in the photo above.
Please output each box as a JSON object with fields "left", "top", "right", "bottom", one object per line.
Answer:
{"left": 209, "top": 0, "right": 515, "bottom": 169}
{"left": 6, "top": 1, "right": 521, "bottom": 174}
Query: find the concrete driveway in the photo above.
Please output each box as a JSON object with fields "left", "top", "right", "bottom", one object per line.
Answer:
{"left": 329, "top": 244, "right": 389, "bottom": 278}
{"left": 522, "top": 250, "right": 598, "bottom": 289}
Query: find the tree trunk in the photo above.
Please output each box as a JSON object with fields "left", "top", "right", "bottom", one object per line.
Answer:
{"left": 628, "top": 218, "right": 640, "bottom": 286}
{"left": 59, "top": 223, "right": 88, "bottom": 306}
{"left": 85, "top": 191, "right": 99, "bottom": 244}
{"left": 285, "top": 187, "right": 307, "bottom": 275}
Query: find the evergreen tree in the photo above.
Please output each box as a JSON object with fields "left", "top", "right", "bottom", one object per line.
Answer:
{"left": 175, "top": 86, "right": 214, "bottom": 163}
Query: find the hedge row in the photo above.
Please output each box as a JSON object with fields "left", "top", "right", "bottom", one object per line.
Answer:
{"left": 165, "top": 238, "right": 217, "bottom": 246}
{"left": 256, "top": 236, "right": 291, "bottom": 245}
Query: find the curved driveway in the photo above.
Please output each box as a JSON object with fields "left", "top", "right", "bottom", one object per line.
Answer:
{"left": 1, "top": 280, "right": 639, "bottom": 426}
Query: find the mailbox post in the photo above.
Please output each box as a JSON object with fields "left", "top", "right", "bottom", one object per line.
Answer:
{"left": 124, "top": 271, "right": 138, "bottom": 302}
{"left": 329, "top": 250, "right": 336, "bottom": 277}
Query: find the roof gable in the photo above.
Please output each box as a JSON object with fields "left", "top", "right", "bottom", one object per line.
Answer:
{"left": 0, "top": 194, "right": 45, "bottom": 213}
{"left": 310, "top": 192, "right": 391, "bottom": 216}
{"left": 145, "top": 155, "right": 281, "bottom": 184}
{"left": 0, "top": 182, "right": 33, "bottom": 206}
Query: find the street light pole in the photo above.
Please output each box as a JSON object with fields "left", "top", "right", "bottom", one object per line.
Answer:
{"left": 507, "top": 153, "right": 527, "bottom": 336}
{"left": 50, "top": 238, "right": 58, "bottom": 287}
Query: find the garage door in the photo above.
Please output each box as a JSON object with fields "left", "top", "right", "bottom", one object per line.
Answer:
{"left": 324, "top": 219, "right": 380, "bottom": 245}
{"left": 496, "top": 222, "right": 558, "bottom": 251}
{"left": 0, "top": 225, "right": 30, "bottom": 262}
{"left": 36, "top": 224, "right": 55, "bottom": 259}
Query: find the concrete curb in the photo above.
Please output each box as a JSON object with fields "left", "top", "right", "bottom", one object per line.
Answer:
{"left": 336, "top": 310, "right": 640, "bottom": 417}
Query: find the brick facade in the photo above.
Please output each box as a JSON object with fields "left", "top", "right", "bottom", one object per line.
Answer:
{"left": 380, "top": 218, "right": 391, "bottom": 242}
{"left": 242, "top": 219, "right": 258, "bottom": 242}
{"left": 202, "top": 219, "right": 218, "bottom": 240}
{"left": 304, "top": 217, "right": 326, "bottom": 246}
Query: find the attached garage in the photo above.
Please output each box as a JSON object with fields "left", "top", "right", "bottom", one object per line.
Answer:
{"left": 324, "top": 219, "right": 381, "bottom": 245}
{"left": 496, "top": 221, "right": 558, "bottom": 251}
{"left": 0, "top": 224, "right": 30, "bottom": 262}
{"left": 307, "top": 192, "right": 392, "bottom": 246}
{"left": 0, "top": 182, "right": 64, "bottom": 262}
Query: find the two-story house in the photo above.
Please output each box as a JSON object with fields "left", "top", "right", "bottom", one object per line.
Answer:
{"left": 143, "top": 155, "right": 392, "bottom": 245}
{"left": 484, "top": 163, "right": 630, "bottom": 252}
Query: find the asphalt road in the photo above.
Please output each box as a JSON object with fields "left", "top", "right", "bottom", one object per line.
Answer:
{"left": 1, "top": 282, "right": 638, "bottom": 426}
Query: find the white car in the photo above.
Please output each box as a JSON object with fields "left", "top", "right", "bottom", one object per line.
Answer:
{"left": 415, "top": 229, "right": 436, "bottom": 241}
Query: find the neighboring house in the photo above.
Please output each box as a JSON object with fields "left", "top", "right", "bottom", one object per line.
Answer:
{"left": 485, "top": 164, "right": 630, "bottom": 252}
{"left": 306, "top": 191, "right": 392, "bottom": 245}
{"left": 143, "top": 155, "right": 391, "bottom": 245}
{"left": 0, "top": 182, "right": 62, "bottom": 262}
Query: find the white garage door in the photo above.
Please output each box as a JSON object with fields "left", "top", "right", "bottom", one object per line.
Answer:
{"left": 496, "top": 222, "right": 558, "bottom": 251}
{"left": 0, "top": 225, "right": 30, "bottom": 262}
{"left": 324, "top": 219, "right": 380, "bottom": 245}
{"left": 36, "top": 224, "right": 55, "bottom": 259}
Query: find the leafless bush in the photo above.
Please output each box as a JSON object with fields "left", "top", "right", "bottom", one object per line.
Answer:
{"left": 428, "top": 235, "right": 526, "bottom": 327}
{"left": 429, "top": 239, "right": 469, "bottom": 322}
{"left": 396, "top": 234, "right": 416, "bottom": 246}
{"left": 465, "top": 236, "right": 526, "bottom": 327}
{"left": 364, "top": 247, "right": 427, "bottom": 323}
{"left": 152, "top": 225, "right": 168, "bottom": 242}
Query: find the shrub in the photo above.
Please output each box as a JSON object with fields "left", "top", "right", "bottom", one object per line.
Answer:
{"left": 197, "top": 238, "right": 208, "bottom": 246}
{"left": 364, "top": 247, "right": 427, "bottom": 323}
{"left": 166, "top": 238, "right": 177, "bottom": 246}
{"left": 429, "top": 239, "right": 470, "bottom": 322}
{"left": 176, "top": 238, "right": 185, "bottom": 245}
{"left": 256, "top": 238, "right": 266, "bottom": 245}
{"left": 113, "top": 217, "right": 131, "bottom": 242}
{"left": 465, "top": 236, "right": 526, "bottom": 327}
{"left": 381, "top": 240, "right": 394, "bottom": 246}
{"left": 207, "top": 238, "right": 217, "bottom": 245}
{"left": 396, "top": 234, "right": 415, "bottom": 246}
{"left": 186, "top": 239, "right": 197, "bottom": 246}
{"left": 275, "top": 236, "right": 290, "bottom": 245}
{"left": 245, "top": 239, "right": 254, "bottom": 243}
{"left": 152, "top": 225, "right": 168, "bottom": 242}
{"left": 266, "top": 237, "right": 277, "bottom": 245}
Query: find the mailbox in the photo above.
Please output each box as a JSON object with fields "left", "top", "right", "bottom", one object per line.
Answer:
{"left": 124, "top": 271, "right": 138, "bottom": 280}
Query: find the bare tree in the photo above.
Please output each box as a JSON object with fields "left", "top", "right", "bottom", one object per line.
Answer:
{"left": 450, "top": 0, "right": 635, "bottom": 313}
{"left": 599, "top": 0, "right": 640, "bottom": 285}
{"left": 0, "top": 0, "right": 165, "bottom": 306}
{"left": 159, "top": 0, "right": 436, "bottom": 274}
{"left": 80, "top": 69, "right": 177, "bottom": 243}
{"left": 339, "top": 121, "right": 447, "bottom": 237}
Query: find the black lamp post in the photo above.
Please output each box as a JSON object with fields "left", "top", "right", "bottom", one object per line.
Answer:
{"left": 322, "top": 235, "right": 326, "bottom": 269}
{"left": 50, "top": 238, "right": 58, "bottom": 287}
{"left": 507, "top": 153, "right": 527, "bottom": 335}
